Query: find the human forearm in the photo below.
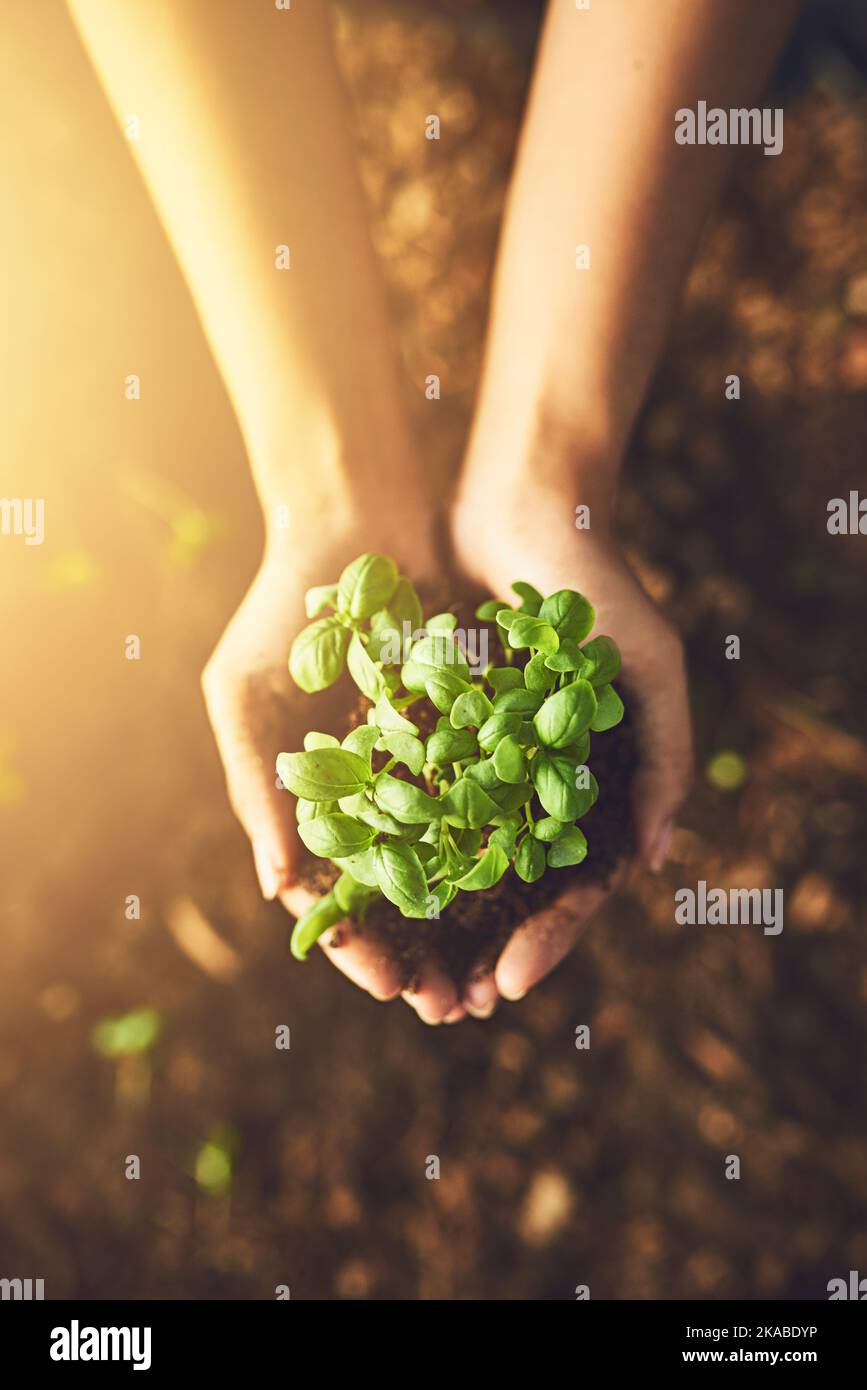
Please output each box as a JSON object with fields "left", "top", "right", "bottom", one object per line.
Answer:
{"left": 465, "top": 0, "right": 802, "bottom": 512}
{"left": 66, "top": 0, "right": 420, "bottom": 529}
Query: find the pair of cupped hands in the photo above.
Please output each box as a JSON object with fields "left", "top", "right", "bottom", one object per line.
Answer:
{"left": 201, "top": 470, "right": 693, "bottom": 1024}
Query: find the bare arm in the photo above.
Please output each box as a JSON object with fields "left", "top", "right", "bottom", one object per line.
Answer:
{"left": 464, "top": 0, "right": 802, "bottom": 508}
{"left": 65, "top": 0, "right": 425, "bottom": 535}
{"left": 454, "top": 0, "right": 802, "bottom": 1010}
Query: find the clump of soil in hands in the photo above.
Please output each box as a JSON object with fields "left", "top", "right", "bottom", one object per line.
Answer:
{"left": 344, "top": 708, "right": 634, "bottom": 991}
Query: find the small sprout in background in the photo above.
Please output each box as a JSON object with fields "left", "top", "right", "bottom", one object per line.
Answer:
{"left": 47, "top": 549, "right": 102, "bottom": 592}
{"left": 279, "top": 553, "right": 626, "bottom": 961}
{"left": 91, "top": 1007, "right": 163, "bottom": 1114}
{"left": 194, "top": 1124, "right": 239, "bottom": 1197}
{"left": 706, "top": 750, "right": 748, "bottom": 792}
{"left": 121, "top": 465, "right": 226, "bottom": 568}
{"left": 91, "top": 1006, "right": 162, "bottom": 1058}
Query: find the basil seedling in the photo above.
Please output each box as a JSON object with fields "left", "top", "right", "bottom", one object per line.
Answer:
{"left": 279, "top": 553, "right": 624, "bottom": 958}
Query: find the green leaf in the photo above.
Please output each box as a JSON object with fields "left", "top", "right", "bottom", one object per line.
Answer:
{"left": 376, "top": 730, "right": 426, "bottom": 776}
{"left": 303, "top": 731, "right": 340, "bottom": 751}
{"left": 276, "top": 747, "right": 370, "bottom": 801}
{"left": 371, "top": 575, "right": 423, "bottom": 645}
{"left": 488, "top": 816, "right": 521, "bottom": 856}
{"left": 298, "top": 813, "right": 376, "bottom": 859}
{"left": 289, "top": 618, "right": 350, "bottom": 694}
{"left": 492, "top": 734, "right": 525, "bottom": 784}
{"left": 486, "top": 666, "right": 524, "bottom": 694}
{"left": 538, "top": 589, "right": 595, "bottom": 641}
{"left": 348, "top": 799, "right": 418, "bottom": 836}
{"left": 493, "top": 687, "right": 544, "bottom": 715}
{"left": 570, "top": 763, "right": 599, "bottom": 818}
{"left": 373, "top": 772, "right": 442, "bottom": 824}
{"left": 527, "top": 756, "right": 589, "bottom": 817}
{"left": 477, "top": 710, "right": 522, "bottom": 751}
{"left": 495, "top": 606, "right": 522, "bottom": 627}
{"left": 515, "top": 836, "right": 545, "bottom": 883}
{"left": 440, "top": 777, "right": 500, "bottom": 829}
{"left": 333, "top": 872, "right": 378, "bottom": 916}
{"left": 408, "top": 633, "right": 471, "bottom": 684}
{"left": 454, "top": 827, "right": 483, "bottom": 858}
{"left": 524, "top": 651, "right": 554, "bottom": 693}
{"left": 347, "top": 632, "right": 384, "bottom": 700}
{"left": 451, "top": 844, "right": 509, "bottom": 891}
{"left": 487, "top": 779, "right": 532, "bottom": 814}
{"left": 531, "top": 816, "right": 569, "bottom": 842}
{"left": 547, "top": 826, "right": 588, "bottom": 868}
{"left": 423, "top": 668, "right": 472, "bottom": 714}
{"left": 464, "top": 758, "right": 501, "bottom": 791}
{"left": 341, "top": 725, "right": 382, "bottom": 762}
{"left": 475, "top": 599, "right": 505, "bottom": 621}
{"left": 426, "top": 727, "right": 478, "bottom": 765}
{"left": 373, "top": 842, "right": 429, "bottom": 915}
{"left": 431, "top": 880, "right": 458, "bottom": 912}
{"left": 591, "top": 683, "right": 624, "bottom": 731}
{"left": 373, "top": 692, "right": 419, "bottom": 735}
{"left": 506, "top": 615, "right": 560, "bottom": 654}
{"left": 335, "top": 847, "right": 380, "bottom": 887}
{"left": 304, "top": 583, "right": 339, "bottom": 619}
{"left": 533, "top": 679, "right": 598, "bottom": 749}
{"left": 337, "top": 552, "right": 399, "bottom": 619}
{"left": 559, "top": 731, "right": 591, "bottom": 765}
{"left": 426, "top": 611, "right": 457, "bottom": 632}
{"left": 290, "top": 891, "right": 344, "bottom": 961}
{"left": 512, "top": 581, "right": 544, "bottom": 614}
{"left": 295, "top": 797, "right": 326, "bottom": 823}
{"left": 581, "top": 635, "right": 622, "bottom": 686}
{"left": 450, "top": 688, "right": 493, "bottom": 730}
{"left": 544, "top": 638, "right": 590, "bottom": 673}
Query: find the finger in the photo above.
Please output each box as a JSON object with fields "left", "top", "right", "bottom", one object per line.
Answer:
{"left": 202, "top": 664, "right": 297, "bottom": 899}
{"left": 462, "top": 971, "right": 498, "bottom": 1013}
{"left": 401, "top": 955, "right": 458, "bottom": 1025}
{"left": 495, "top": 880, "right": 614, "bottom": 1000}
{"left": 280, "top": 883, "right": 403, "bottom": 1001}
{"left": 629, "top": 642, "right": 693, "bottom": 870}
{"left": 443, "top": 1004, "right": 467, "bottom": 1025}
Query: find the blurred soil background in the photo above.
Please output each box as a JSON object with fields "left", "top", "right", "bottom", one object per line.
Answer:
{"left": 1, "top": 0, "right": 866, "bottom": 1299}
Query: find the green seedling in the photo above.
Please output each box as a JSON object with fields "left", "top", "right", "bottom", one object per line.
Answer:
{"left": 279, "top": 553, "right": 624, "bottom": 960}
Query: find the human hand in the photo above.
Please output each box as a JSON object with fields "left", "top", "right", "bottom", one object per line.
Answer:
{"left": 201, "top": 524, "right": 467, "bottom": 1023}
{"left": 451, "top": 467, "right": 693, "bottom": 1014}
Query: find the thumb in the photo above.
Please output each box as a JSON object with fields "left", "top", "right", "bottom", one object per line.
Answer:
{"left": 629, "top": 641, "right": 693, "bottom": 871}
{"left": 201, "top": 665, "right": 299, "bottom": 901}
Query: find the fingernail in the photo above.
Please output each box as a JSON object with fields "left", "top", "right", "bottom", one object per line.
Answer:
{"left": 499, "top": 987, "right": 527, "bottom": 1002}
{"left": 465, "top": 975, "right": 496, "bottom": 1011}
{"left": 648, "top": 819, "right": 674, "bottom": 873}
{"left": 466, "top": 1001, "right": 496, "bottom": 1020}
{"left": 253, "top": 844, "right": 288, "bottom": 901}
